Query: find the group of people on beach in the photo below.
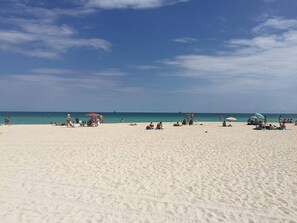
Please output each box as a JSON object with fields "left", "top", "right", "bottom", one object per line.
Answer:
{"left": 280, "top": 118, "right": 294, "bottom": 124}
{"left": 146, "top": 122, "right": 163, "bottom": 130}
{"left": 255, "top": 121, "right": 286, "bottom": 130}
{"left": 144, "top": 113, "right": 197, "bottom": 130}
{"left": 3, "top": 113, "right": 297, "bottom": 129}
{"left": 54, "top": 113, "right": 104, "bottom": 128}
{"left": 246, "top": 115, "right": 295, "bottom": 130}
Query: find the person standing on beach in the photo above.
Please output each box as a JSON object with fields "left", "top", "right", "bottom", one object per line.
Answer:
{"left": 99, "top": 114, "right": 104, "bottom": 123}
{"left": 4, "top": 116, "right": 10, "bottom": 125}
{"left": 66, "top": 114, "right": 71, "bottom": 127}
{"left": 219, "top": 114, "right": 222, "bottom": 121}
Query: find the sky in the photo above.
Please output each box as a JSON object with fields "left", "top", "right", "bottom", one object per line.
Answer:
{"left": 0, "top": 0, "right": 297, "bottom": 113}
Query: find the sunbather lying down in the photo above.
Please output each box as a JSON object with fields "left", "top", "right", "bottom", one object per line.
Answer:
{"left": 254, "top": 123, "right": 286, "bottom": 130}
{"left": 130, "top": 123, "right": 137, "bottom": 126}
{"left": 55, "top": 123, "right": 66, "bottom": 126}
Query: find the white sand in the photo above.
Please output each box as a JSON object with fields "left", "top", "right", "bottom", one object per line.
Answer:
{"left": 0, "top": 123, "right": 297, "bottom": 223}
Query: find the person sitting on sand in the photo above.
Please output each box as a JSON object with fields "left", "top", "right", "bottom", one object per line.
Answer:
{"left": 146, "top": 122, "right": 154, "bottom": 130}
{"left": 222, "top": 121, "right": 227, "bottom": 127}
{"left": 270, "top": 124, "right": 277, "bottom": 130}
{"left": 156, "top": 122, "right": 163, "bottom": 130}
{"left": 173, "top": 122, "right": 181, "bottom": 127}
{"left": 182, "top": 119, "right": 187, "bottom": 125}
{"left": 257, "top": 121, "right": 265, "bottom": 129}
{"left": 189, "top": 119, "right": 193, "bottom": 125}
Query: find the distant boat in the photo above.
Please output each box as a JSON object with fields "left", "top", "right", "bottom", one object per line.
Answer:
{"left": 113, "top": 110, "right": 116, "bottom": 113}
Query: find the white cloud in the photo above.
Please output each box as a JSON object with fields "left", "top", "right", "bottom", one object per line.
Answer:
{"left": 253, "top": 17, "right": 297, "bottom": 33}
{"left": 31, "top": 68, "right": 82, "bottom": 75}
{"left": 0, "top": 1, "right": 95, "bottom": 19}
{"left": 0, "top": 3, "right": 110, "bottom": 59}
{"left": 0, "top": 27, "right": 111, "bottom": 59}
{"left": 79, "top": 0, "right": 189, "bottom": 9}
{"left": 173, "top": 37, "right": 197, "bottom": 43}
{"left": 93, "top": 69, "right": 126, "bottom": 76}
{"left": 130, "top": 65, "right": 158, "bottom": 70}
{"left": 162, "top": 17, "right": 297, "bottom": 93}
{"left": 31, "top": 68, "right": 126, "bottom": 77}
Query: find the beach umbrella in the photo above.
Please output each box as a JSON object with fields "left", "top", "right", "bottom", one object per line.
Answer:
{"left": 254, "top": 113, "right": 264, "bottom": 120}
{"left": 226, "top": 117, "right": 237, "bottom": 121}
{"left": 86, "top": 113, "right": 99, "bottom": 117}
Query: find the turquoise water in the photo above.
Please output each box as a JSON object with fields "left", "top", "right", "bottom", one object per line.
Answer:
{"left": 0, "top": 112, "right": 296, "bottom": 124}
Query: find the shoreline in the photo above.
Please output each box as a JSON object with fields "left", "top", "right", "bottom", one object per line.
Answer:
{"left": 0, "top": 120, "right": 288, "bottom": 127}
{"left": 1, "top": 112, "right": 296, "bottom": 125}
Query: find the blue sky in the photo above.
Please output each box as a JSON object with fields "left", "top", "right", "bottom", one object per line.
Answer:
{"left": 0, "top": 0, "right": 297, "bottom": 112}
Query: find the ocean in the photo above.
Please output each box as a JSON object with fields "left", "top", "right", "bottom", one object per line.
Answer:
{"left": 0, "top": 112, "right": 296, "bottom": 124}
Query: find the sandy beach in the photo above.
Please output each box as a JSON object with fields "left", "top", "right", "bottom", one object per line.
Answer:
{"left": 0, "top": 122, "right": 296, "bottom": 223}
